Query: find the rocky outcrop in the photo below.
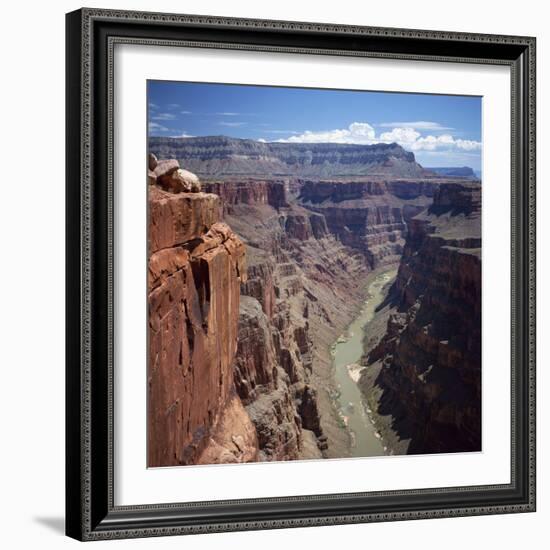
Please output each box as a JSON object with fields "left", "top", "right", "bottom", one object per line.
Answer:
{"left": 232, "top": 249, "right": 327, "bottom": 461}
{"left": 149, "top": 136, "right": 432, "bottom": 178}
{"left": 360, "top": 182, "right": 482, "bottom": 454}
{"left": 147, "top": 161, "right": 258, "bottom": 467}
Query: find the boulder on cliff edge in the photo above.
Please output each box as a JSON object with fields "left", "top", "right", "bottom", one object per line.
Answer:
{"left": 153, "top": 158, "right": 202, "bottom": 193}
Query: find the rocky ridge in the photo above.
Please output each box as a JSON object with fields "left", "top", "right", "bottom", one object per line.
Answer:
{"left": 425, "top": 166, "right": 477, "bottom": 178}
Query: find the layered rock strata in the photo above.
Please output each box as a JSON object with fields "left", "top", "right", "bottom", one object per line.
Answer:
{"left": 360, "top": 182, "right": 482, "bottom": 454}
{"left": 297, "top": 179, "right": 441, "bottom": 268}
{"left": 149, "top": 136, "right": 433, "bottom": 178}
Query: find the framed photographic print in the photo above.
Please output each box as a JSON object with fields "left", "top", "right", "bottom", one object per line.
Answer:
{"left": 65, "top": 8, "right": 536, "bottom": 541}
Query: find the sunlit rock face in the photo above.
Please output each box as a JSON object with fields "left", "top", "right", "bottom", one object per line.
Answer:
{"left": 147, "top": 170, "right": 258, "bottom": 467}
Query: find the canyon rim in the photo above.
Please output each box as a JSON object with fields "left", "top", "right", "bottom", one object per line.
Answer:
{"left": 146, "top": 82, "right": 482, "bottom": 467}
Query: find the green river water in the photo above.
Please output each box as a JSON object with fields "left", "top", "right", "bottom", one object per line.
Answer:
{"left": 331, "top": 268, "right": 397, "bottom": 458}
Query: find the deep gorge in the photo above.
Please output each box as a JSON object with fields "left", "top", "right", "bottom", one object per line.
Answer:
{"left": 147, "top": 139, "right": 482, "bottom": 465}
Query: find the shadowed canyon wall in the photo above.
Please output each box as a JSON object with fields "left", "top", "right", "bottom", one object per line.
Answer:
{"left": 360, "top": 182, "right": 482, "bottom": 454}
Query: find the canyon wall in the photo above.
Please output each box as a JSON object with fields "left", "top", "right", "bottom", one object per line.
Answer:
{"left": 148, "top": 159, "right": 258, "bottom": 467}
{"left": 360, "top": 182, "right": 482, "bottom": 454}
{"left": 297, "top": 179, "right": 439, "bottom": 268}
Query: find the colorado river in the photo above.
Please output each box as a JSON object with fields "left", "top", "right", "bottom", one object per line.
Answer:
{"left": 331, "top": 268, "right": 397, "bottom": 457}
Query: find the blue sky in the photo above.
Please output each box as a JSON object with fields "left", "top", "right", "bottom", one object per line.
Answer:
{"left": 148, "top": 81, "right": 482, "bottom": 169}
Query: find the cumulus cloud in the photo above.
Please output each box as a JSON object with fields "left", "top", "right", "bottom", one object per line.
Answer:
{"left": 379, "top": 127, "right": 421, "bottom": 146}
{"left": 409, "top": 134, "right": 481, "bottom": 152}
{"left": 276, "top": 121, "right": 480, "bottom": 154}
{"left": 281, "top": 122, "right": 376, "bottom": 144}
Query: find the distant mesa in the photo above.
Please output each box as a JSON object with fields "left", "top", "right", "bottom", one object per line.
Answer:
{"left": 148, "top": 135, "right": 433, "bottom": 179}
{"left": 424, "top": 166, "right": 478, "bottom": 179}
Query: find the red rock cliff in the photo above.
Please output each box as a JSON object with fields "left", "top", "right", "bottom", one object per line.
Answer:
{"left": 148, "top": 159, "right": 258, "bottom": 467}
{"left": 204, "top": 180, "right": 288, "bottom": 211}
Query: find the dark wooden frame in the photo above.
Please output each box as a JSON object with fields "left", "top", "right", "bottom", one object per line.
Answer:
{"left": 66, "top": 7, "right": 536, "bottom": 541}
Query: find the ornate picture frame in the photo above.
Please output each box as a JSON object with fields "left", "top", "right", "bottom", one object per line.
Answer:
{"left": 66, "top": 8, "right": 536, "bottom": 541}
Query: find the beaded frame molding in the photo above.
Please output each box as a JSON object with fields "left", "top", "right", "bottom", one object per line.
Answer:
{"left": 66, "top": 8, "right": 536, "bottom": 541}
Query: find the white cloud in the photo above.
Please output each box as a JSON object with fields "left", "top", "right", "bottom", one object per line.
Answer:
{"left": 148, "top": 121, "right": 170, "bottom": 133}
{"left": 169, "top": 132, "right": 193, "bottom": 138}
{"left": 213, "top": 111, "right": 258, "bottom": 117}
{"left": 264, "top": 129, "right": 300, "bottom": 134}
{"left": 454, "top": 139, "right": 482, "bottom": 151}
{"left": 276, "top": 121, "right": 480, "bottom": 154}
{"left": 167, "top": 103, "right": 180, "bottom": 109}
{"left": 377, "top": 121, "right": 454, "bottom": 131}
{"left": 219, "top": 121, "right": 246, "bottom": 127}
{"left": 409, "top": 134, "right": 482, "bottom": 152}
{"left": 180, "top": 110, "right": 192, "bottom": 115}
{"left": 379, "top": 127, "right": 421, "bottom": 145}
{"left": 152, "top": 112, "right": 176, "bottom": 121}
{"left": 281, "top": 122, "right": 376, "bottom": 144}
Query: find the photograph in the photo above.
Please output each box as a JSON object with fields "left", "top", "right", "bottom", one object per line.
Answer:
{"left": 0, "top": 0, "right": 543, "bottom": 546}
{"left": 146, "top": 81, "right": 482, "bottom": 467}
